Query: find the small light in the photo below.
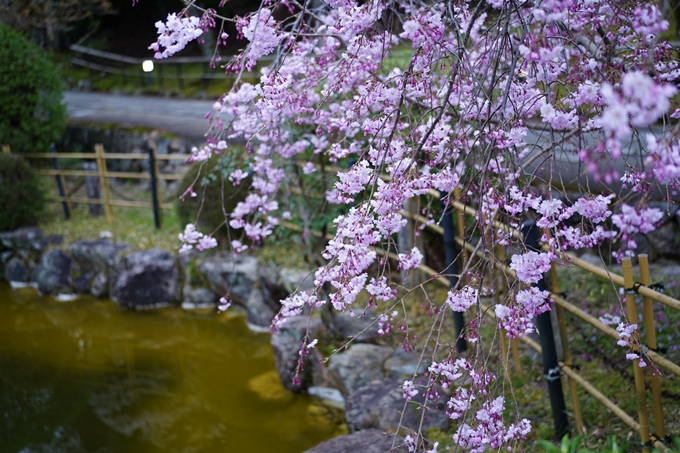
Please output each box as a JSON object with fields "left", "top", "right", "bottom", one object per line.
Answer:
{"left": 142, "top": 60, "right": 154, "bottom": 72}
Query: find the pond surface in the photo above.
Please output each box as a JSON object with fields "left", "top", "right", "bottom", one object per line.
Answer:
{"left": 0, "top": 283, "right": 339, "bottom": 453}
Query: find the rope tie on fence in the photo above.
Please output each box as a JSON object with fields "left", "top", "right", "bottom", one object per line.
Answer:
{"left": 624, "top": 282, "right": 643, "bottom": 295}
{"left": 625, "top": 281, "right": 665, "bottom": 295}
{"left": 544, "top": 366, "right": 561, "bottom": 382}
{"left": 649, "top": 282, "right": 665, "bottom": 292}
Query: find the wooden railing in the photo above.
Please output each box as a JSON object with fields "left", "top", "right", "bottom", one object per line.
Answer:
{"left": 4, "top": 144, "right": 192, "bottom": 229}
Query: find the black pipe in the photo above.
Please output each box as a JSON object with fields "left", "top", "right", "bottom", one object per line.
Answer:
{"left": 522, "top": 220, "right": 568, "bottom": 437}
{"left": 148, "top": 146, "right": 161, "bottom": 229}
{"left": 50, "top": 143, "right": 70, "bottom": 220}
{"left": 441, "top": 192, "right": 467, "bottom": 352}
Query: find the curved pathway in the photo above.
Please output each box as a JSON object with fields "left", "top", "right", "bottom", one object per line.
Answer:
{"left": 64, "top": 91, "right": 675, "bottom": 200}
{"left": 64, "top": 91, "right": 215, "bottom": 140}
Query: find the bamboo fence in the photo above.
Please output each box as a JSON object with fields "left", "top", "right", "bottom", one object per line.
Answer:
{"left": 5, "top": 144, "right": 192, "bottom": 228}
{"left": 281, "top": 166, "right": 679, "bottom": 450}
{"left": 445, "top": 197, "right": 676, "bottom": 451}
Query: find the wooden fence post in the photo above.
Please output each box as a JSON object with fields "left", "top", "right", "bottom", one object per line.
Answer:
{"left": 441, "top": 191, "right": 467, "bottom": 353}
{"left": 523, "top": 220, "right": 568, "bottom": 437}
{"left": 148, "top": 143, "right": 162, "bottom": 229}
{"left": 638, "top": 254, "right": 665, "bottom": 440}
{"left": 622, "top": 257, "right": 652, "bottom": 452}
{"left": 50, "top": 143, "right": 72, "bottom": 220}
{"left": 550, "top": 261, "right": 584, "bottom": 433}
{"left": 83, "top": 161, "right": 103, "bottom": 217}
{"left": 95, "top": 144, "right": 114, "bottom": 223}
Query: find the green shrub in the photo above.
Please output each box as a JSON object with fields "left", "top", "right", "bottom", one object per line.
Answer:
{"left": 0, "top": 153, "right": 46, "bottom": 232}
{"left": 0, "top": 24, "right": 66, "bottom": 154}
{"left": 176, "top": 153, "right": 250, "bottom": 245}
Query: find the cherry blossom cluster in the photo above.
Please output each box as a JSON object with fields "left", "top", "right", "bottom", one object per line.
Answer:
{"left": 446, "top": 286, "right": 478, "bottom": 312}
{"left": 377, "top": 310, "right": 399, "bottom": 336}
{"left": 152, "top": 0, "right": 680, "bottom": 447}
{"left": 178, "top": 223, "right": 217, "bottom": 253}
{"left": 429, "top": 358, "right": 532, "bottom": 452}
{"left": 150, "top": 13, "right": 203, "bottom": 59}
{"left": 599, "top": 314, "right": 648, "bottom": 367}
{"left": 611, "top": 205, "right": 664, "bottom": 250}
{"left": 237, "top": 8, "right": 285, "bottom": 70}
{"left": 402, "top": 379, "right": 418, "bottom": 400}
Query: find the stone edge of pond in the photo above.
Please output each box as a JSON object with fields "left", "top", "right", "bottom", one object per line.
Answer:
{"left": 0, "top": 226, "right": 449, "bottom": 451}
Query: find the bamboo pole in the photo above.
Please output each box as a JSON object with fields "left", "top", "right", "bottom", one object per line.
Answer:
{"left": 560, "top": 363, "right": 670, "bottom": 453}
{"left": 48, "top": 196, "right": 173, "bottom": 210}
{"left": 560, "top": 361, "right": 640, "bottom": 431}
{"left": 639, "top": 254, "right": 665, "bottom": 439}
{"left": 622, "top": 257, "right": 652, "bottom": 452}
{"left": 50, "top": 144, "right": 72, "bottom": 220}
{"left": 95, "top": 144, "right": 114, "bottom": 223}
{"left": 35, "top": 169, "right": 186, "bottom": 181}
{"left": 443, "top": 199, "right": 680, "bottom": 312}
{"left": 550, "top": 261, "right": 585, "bottom": 433}
{"left": 38, "top": 169, "right": 145, "bottom": 179}
{"left": 400, "top": 209, "right": 444, "bottom": 234}
{"left": 21, "top": 152, "right": 193, "bottom": 160}
{"left": 567, "top": 254, "right": 680, "bottom": 312}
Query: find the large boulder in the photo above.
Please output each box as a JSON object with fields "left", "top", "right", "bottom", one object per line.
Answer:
{"left": 0, "top": 227, "right": 60, "bottom": 279}
{"left": 5, "top": 257, "right": 31, "bottom": 282}
{"left": 0, "top": 226, "right": 44, "bottom": 253}
{"left": 384, "top": 349, "right": 431, "bottom": 379}
{"left": 69, "top": 239, "right": 129, "bottom": 297}
{"left": 195, "top": 252, "right": 259, "bottom": 304}
{"left": 182, "top": 286, "right": 218, "bottom": 308}
{"left": 345, "top": 378, "right": 449, "bottom": 433}
{"left": 305, "top": 401, "right": 347, "bottom": 436}
{"left": 270, "top": 316, "right": 336, "bottom": 392}
{"left": 112, "top": 249, "right": 180, "bottom": 308}
{"left": 35, "top": 249, "right": 73, "bottom": 294}
{"left": 328, "top": 344, "right": 393, "bottom": 395}
{"left": 303, "top": 429, "right": 400, "bottom": 453}
{"left": 244, "top": 287, "right": 278, "bottom": 328}
{"left": 279, "top": 267, "right": 316, "bottom": 294}
{"left": 335, "top": 311, "right": 382, "bottom": 344}
{"left": 183, "top": 251, "right": 281, "bottom": 323}
{"left": 258, "top": 263, "right": 290, "bottom": 310}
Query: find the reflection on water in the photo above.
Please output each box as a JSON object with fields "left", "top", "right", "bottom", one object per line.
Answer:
{"left": 0, "top": 283, "right": 339, "bottom": 453}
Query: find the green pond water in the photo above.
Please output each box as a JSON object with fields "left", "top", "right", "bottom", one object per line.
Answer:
{"left": 0, "top": 283, "right": 340, "bottom": 453}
